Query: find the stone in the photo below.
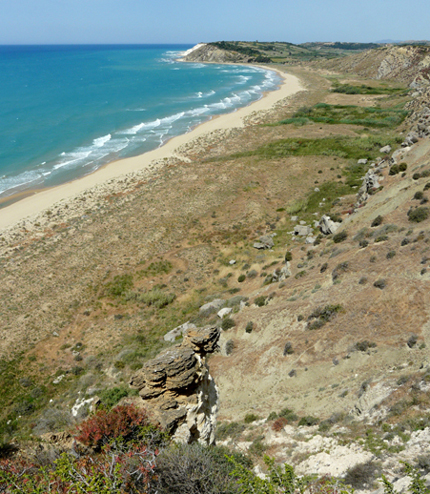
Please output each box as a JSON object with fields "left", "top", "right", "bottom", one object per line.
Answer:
{"left": 314, "top": 187, "right": 320, "bottom": 192}
{"left": 130, "top": 325, "right": 220, "bottom": 444}
{"left": 379, "top": 145, "right": 392, "bottom": 154}
{"left": 290, "top": 216, "right": 298, "bottom": 221}
{"left": 229, "top": 259, "right": 236, "bottom": 265}
{"left": 253, "top": 235, "right": 274, "bottom": 250}
{"left": 199, "top": 299, "right": 224, "bottom": 314}
{"left": 319, "top": 215, "right": 341, "bottom": 235}
{"left": 217, "top": 307, "right": 233, "bottom": 319}
{"left": 402, "top": 131, "right": 419, "bottom": 147}
{"left": 306, "top": 236, "right": 316, "bottom": 244}
{"left": 357, "top": 158, "right": 368, "bottom": 165}
{"left": 294, "top": 225, "right": 313, "bottom": 237}
{"left": 355, "top": 168, "right": 381, "bottom": 207}
{"left": 164, "top": 321, "right": 196, "bottom": 342}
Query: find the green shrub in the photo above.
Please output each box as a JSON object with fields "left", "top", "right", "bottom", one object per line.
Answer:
{"left": 216, "top": 421, "right": 245, "bottom": 441}
{"left": 278, "top": 408, "right": 298, "bottom": 422}
{"left": 333, "top": 230, "right": 348, "bottom": 243}
{"left": 154, "top": 442, "right": 247, "bottom": 494}
{"left": 98, "top": 387, "right": 130, "bottom": 409}
{"left": 307, "top": 304, "right": 342, "bottom": 330}
{"left": 374, "top": 279, "right": 386, "bottom": 289}
{"left": 298, "top": 416, "right": 319, "bottom": 426}
{"left": 283, "top": 342, "right": 294, "bottom": 356}
{"left": 386, "top": 250, "right": 396, "bottom": 259}
{"left": 359, "top": 239, "right": 369, "bottom": 248}
{"left": 399, "top": 162, "right": 408, "bottom": 172}
{"left": 126, "top": 288, "right": 176, "bottom": 308}
{"left": 104, "top": 274, "right": 133, "bottom": 298}
{"left": 414, "top": 191, "right": 424, "bottom": 200}
{"left": 247, "top": 269, "right": 258, "bottom": 279}
{"left": 244, "top": 413, "right": 260, "bottom": 424}
{"left": 254, "top": 296, "right": 266, "bottom": 307}
{"left": 353, "top": 341, "right": 377, "bottom": 352}
{"left": 344, "top": 461, "right": 381, "bottom": 490}
{"left": 245, "top": 321, "right": 254, "bottom": 333}
{"left": 424, "top": 182, "right": 430, "bottom": 191}
{"left": 221, "top": 318, "right": 236, "bottom": 331}
{"left": 408, "top": 207, "right": 429, "bottom": 223}
{"left": 238, "top": 274, "right": 246, "bottom": 283}
{"left": 389, "top": 165, "right": 399, "bottom": 175}
{"left": 285, "top": 251, "right": 293, "bottom": 262}
{"left": 225, "top": 340, "right": 235, "bottom": 355}
{"left": 371, "top": 215, "right": 383, "bottom": 227}
{"left": 375, "top": 235, "right": 388, "bottom": 242}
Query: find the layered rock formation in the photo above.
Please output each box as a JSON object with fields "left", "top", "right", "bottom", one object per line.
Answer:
{"left": 130, "top": 325, "right": 220, "bottom": 445}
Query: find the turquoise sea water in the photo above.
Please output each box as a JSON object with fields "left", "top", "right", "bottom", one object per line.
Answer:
{"left": 0, "top": 44, "right": 281, "bottom": 198}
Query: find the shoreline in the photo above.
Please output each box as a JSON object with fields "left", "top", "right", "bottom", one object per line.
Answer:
{"left": 0, "top": 66, "right": 303, "bottom": 233}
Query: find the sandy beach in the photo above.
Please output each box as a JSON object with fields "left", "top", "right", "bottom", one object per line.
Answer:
{"left": 0, "top": 67, "right": 303, "bottom": 233}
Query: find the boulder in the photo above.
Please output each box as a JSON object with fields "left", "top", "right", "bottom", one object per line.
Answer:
{"left": 253, "top": 235, "right": 274, "bottom": 250}
{"left": 355, "top": 168, "right": 381, "bottom": 206}
{"left": 319, "top": 215, "right": 341, "bottom": 235}
{"left": 357, "top": 159, "right": 368, "bottom": 165}
{"left": 199, "top": 299, "right": 224, "bottom": 314}
{"left": 294, "top": 225, "right": 313, "bottom": 237}
{"left": 379, "top": 145, "right": 392, "bottom": 154}
{"left": 402, "top": 131, "right": 419, "bottom": 147}
{"left": 164, "top": 321, "right": 196, "bottom": 342}
{"left": 130, "top": 326, "right": 220, "bottom": 444}
{"left": 217, "top": 307, "right": 233, "bottom": 319}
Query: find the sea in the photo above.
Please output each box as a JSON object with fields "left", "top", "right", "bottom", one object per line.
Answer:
{"left": 0, "top": 44, "right": 282, "bottom": 199}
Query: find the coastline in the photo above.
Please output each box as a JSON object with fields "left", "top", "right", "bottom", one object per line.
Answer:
{"left": 0, "top": 66, "right": 303, "bottom": 233}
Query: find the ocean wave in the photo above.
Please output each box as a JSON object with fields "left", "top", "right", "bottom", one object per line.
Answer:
{"left": 93, "top": 134, "right": 111, "bottom": 148}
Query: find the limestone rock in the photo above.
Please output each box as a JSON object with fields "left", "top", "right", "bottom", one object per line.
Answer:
{"left": 294, "top": 225, "right": 313, "bottom": 237}
{"left": 217, "top": 307, "right": 233, "bottom": 319}
{"left": 164, "top": 321, "right": 196, "bottom": 342}
{"left": 253, "top": 235, "right": 274, "bottom": 249}
{"left": 130, "top": 325, "right": 220, "bottom": 445}
{"left": 318, "top": 215, "right": 341, "bottom": 235}
{"left": 356, "top": 168, "right": 381, "bottom": 206}
{"left": 199, "top": 299, "right": 224, "bottom": 314}
{"left": 357, "top": 158, "right": 368, "bottom": 165}
{"left": 379, "top": 145, "right": 392, "bottom": 154}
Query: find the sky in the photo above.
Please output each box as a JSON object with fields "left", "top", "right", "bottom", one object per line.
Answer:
{"left": 0, "top": 0, "right": 429, "bottom": 45}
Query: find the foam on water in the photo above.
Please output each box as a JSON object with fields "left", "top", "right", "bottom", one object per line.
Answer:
{"left": 0, "top": 45, "right": 282, "bottom": 198}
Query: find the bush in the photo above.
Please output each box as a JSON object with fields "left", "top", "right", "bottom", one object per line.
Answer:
{"left": 221, "top": 318, "right": 236, "bottom": 331}
{"left": 126, "top": 288, "right": 176, "bottom": 308}
{"left": 414, "top": 191, "right": 424, "bottom": 200}
{"left": 237, "top": 274, "right": 246, "bottom": 283}
{"left": 244, "top": 413, "right": 260, "bottom": 424}
{"left": 333, "top": 230, "right": 348, "bottom": 243}
{"left": 374, "top": 279, "right": 386, "bottom": 289}
{"left": 98, "top": 387, "right": 130, "bottom": 408}
{"left": 389, "top": 165, "right": 399, "bottom": 175}
{"left": 245, "top": 321, "right": 254, "bottom": 333}
{"left": 424, "top": 182, "right": 430, "bottom": 191}
{"left": 278, "top": 408, "right": 298, "bottom": 422}
{"left": 104, "top": 274, "right": 133, "bottom": 298}
{"left": 285, "top": 251, "right": 293, "bottom": 262}
{"left": 353, "top": 340, "right": 377, "bottom": 352}
{"left": 332, "top": 261, "right": 348, "bottom": 281}
{"left": 399, "top": 162, "right": 408, "bottom": 172}
{"left": 320, "top": 262, "right": 328, "bottom": 273}
{"left": 408, "top": 207, "right": 429, "bottom": 223}
{"left": 272, "top": 417, "right": 288, "bottom": 432}
{"left": 216, "top": 422, "right": 245, "bottom": 441}
{"left": 254, "top": 296, "right": 266, "bottom": 307}
{"left": 225, "top": 340, "right": 235, "bottom": 355}
{"left": 298, "top": 416, "right": 319, "bottom": 427}
{"left": 344, "top": 461, "right": 381, "bottom": 490}
{"left": 371, "top": 215, "right": 383, "bottom": 227}
{"left": 386, "top": 250, "right": 396, "bottom": 259}
{"left": 307, "top": 304, "right": 342, "bottom": 330}
{"left": 359, "top": 239, "right": 369, "bottom": 248}
{"left": 283, "top": 342, "right": 294, "bottom": 356}
{"left": 247, "top": 269, "right": 258, "bottom": 279}
{"left": 74, "top": 404, "right": 152, "bottom": 450}
{"left": 413, "top": 172, "right": 421, "bottom": 180}
{"left": 407, "top": 334, "right": 418, "bottom": 348}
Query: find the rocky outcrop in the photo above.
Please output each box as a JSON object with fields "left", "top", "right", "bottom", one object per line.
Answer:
{"left": 180, "top": 44, "right": 250, "bottom": 64}
{"left": 130, "top": 325, "right": 220, "bottom": 445}
{"left": 355, "top": 169, "right": 381, "bottom": 207}
{"left": 319, "top": 215, "right": 341, "bottom": 235}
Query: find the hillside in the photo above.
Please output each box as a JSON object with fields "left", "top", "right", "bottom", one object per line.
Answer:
{"left": 2, "top": 44, "right": 430, "bottom": 491}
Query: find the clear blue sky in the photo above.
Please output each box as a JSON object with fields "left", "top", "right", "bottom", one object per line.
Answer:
{"left": 0, "top": 0, "right": 429, "bottom": 45}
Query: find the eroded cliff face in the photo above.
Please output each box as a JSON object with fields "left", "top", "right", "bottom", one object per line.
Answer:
{"left": 180, "top": 44, "right": 252, "bottom": 64}
{"left": 129, "top": 326, "right": 220, "bottom": 445}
